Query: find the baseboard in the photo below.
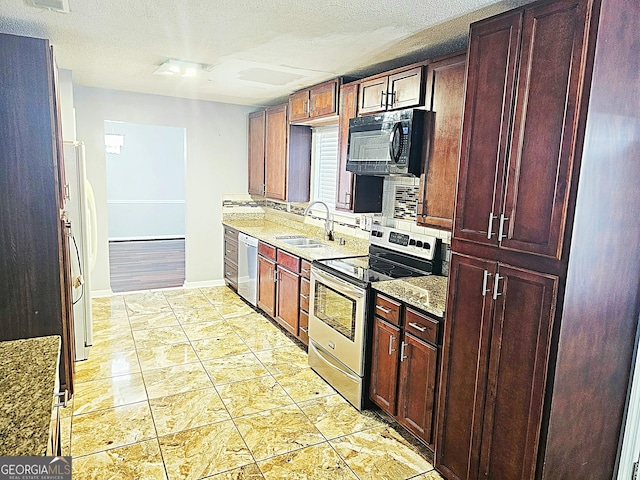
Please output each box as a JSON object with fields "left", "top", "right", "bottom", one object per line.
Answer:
{"left": 184, "top": 279, "right": 226, "bottom": 289}
{"left": 91, "top": 289, "right": 114, "bottom": 297}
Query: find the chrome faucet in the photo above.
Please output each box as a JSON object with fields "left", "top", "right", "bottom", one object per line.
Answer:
{"left": 304, "top": 201, "right": 333, "bottom": 241}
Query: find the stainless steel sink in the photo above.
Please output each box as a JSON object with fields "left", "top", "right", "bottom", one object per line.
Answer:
{"left": 277, "top": 237, "right": 324, "bottom": 247}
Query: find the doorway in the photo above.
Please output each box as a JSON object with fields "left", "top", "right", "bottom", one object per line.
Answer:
{"left": 104, "top": 120, "right": 186, "bottom": 292}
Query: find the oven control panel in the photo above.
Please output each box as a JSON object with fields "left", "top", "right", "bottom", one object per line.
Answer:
{"left": 370, "top": 226, "right": 438, "bottom": 260}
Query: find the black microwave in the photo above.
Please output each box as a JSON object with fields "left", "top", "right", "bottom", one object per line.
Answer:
{"left": 346, "top": 108, "right": 433, "bottom": 176}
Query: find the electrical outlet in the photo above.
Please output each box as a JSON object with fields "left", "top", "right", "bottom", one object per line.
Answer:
{"left": 360, "top": 215, "right": 373, "bottom": 231}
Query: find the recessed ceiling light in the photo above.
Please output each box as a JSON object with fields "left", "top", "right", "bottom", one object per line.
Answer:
{"left": 153, "top": 59, "right": 204, "bottom": 78}
{"left": 24, "top": 0, "right": 70, "bottom": 13}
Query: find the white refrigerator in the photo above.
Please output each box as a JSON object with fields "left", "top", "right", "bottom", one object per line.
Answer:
{"left": 63, "top": 141, "right": 98, "bottom": 361}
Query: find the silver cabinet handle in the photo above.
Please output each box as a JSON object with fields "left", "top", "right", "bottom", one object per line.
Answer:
{"left": 274, "top": 270, "right": 279, "bottom": 283}
{"left": 408, "top": 322, "right": 426, "bottom": 332}
{"left": 482, "top": 270, "right": 492, "bottom": 296}
{"left": 301, "top": 268, "right": 310, "bottom": 275}
{"left": 493, "top": 273, "right": 503, "bottom": 300}
{"left": 400, "top": 341, "right": 408, "bottom": 362}
{"left": 388, "top": 335, "right": 396, "bottom": 355}
{"left": 380, "top": 91, "right": 387, "bottom": 108}
{"left": 487, "top": 212, "right": 498, "bottom": 239}
{"left": 300, "top": 326, "right": 308, "bottom": 333}
{"left": 376, "top": 305, "right": 392, "bottom": 314}
{"left": 498, "top": 214, "right": 509, "bottom": 242}
{"left": 390, "top": 90, "right": 397, "bottom": 107}
{"left": 300, "top": 294, "right": 309, "bottom": 299}
{"left": 304, "top": 100, "right": 309, "bottom": 114}
{"left": 54, "top": 390, "right": 68, "bottom": 408}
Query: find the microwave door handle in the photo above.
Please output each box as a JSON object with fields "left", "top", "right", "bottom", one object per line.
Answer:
{"left": 389, "top": 122, "right": 402, "bottom": 162}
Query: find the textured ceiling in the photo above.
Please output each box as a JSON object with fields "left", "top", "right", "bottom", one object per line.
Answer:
{"left": 0, "top": 0, "right": 534, "bottom": 106}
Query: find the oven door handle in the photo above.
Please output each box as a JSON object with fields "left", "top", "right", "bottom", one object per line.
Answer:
{"left": 311, "top": 267, "right": 366, "bottom": 300}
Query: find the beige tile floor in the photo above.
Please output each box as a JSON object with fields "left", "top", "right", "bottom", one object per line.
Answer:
{"left": 61, "top": 286, "right": 444, "bottom": 480}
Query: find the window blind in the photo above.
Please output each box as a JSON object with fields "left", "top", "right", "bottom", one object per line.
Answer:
{"left": 312, "top": 125, "right": 339, "bottom": 208}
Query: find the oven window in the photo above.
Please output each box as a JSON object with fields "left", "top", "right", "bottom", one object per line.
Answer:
{"left": 313, "top": 282, "right": 357, "bottom": 341}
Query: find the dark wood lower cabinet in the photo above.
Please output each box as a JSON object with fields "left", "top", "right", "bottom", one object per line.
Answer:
{"left": 370, "top": 317, "right": 400, "bottom": 415}
{"left": 436, "top": 253, "right": 557, "bottom": 480}
{"left": 397, "top": 334, "right": 438, "bottom": 444}
{"left": 370, "top": 294, "right": 441, "bottom": 448}
{"left": 257, "top": 255, "right": 276, "bottom": 317}
{"left": 275, "top": 265, "right": 300, "bottom": 336}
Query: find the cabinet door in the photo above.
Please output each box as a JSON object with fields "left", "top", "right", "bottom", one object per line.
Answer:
{"left": 500, "top": 0, "right": 590, "bottom": 259}
{"left": 397, "top": 333, "right": 438, "bottom": 446}
{"left": 264, "top": 104, "right": 288, "bottom": 201}
{"left": 417, "top": 54, "right": 466, "bottom": 229}
{"left": 309, "top": 80, "right": 338, "bottom": 118}
{"left": 335, "top": 83, "right": 358, "bottom": 211}
{"left": 257, "top": 255, "right": 276, "bottom": 317}
{"left": 478, "top": 265, "right": 557, "bottom": 480}
{"left": 388, "top": 66, "right": 424, "bottom": 110}
{"left": 275, "top": 266, "right": 300, "bottom": 336}
{"left": 436, "top": 254, "right": 496, "bottom": 480}
{"left": 289, "top": 90, "right": 310, "bottom": 122}
{"left": 453, "top": 12, "right": 522, "bottom": 246}
{"left": 248, "top": 111, "right": 266, "bottom": 196}
{"left": 370, "top": 317, "right": 400, "bottom": 416}
{"left": 359, "top": 76, "right": 389, "bottom": 115}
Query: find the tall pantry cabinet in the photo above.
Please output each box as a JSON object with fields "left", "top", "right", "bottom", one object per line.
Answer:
{"left": 0, "top": 34, "right": 75, "bottom": 395}
{"left": 436, "top": 0, "right": 640, "bottom": 479}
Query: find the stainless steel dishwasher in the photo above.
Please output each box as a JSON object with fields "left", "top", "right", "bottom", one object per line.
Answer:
{"left": 237, "top": 233, "right": 258, "bottom": 306}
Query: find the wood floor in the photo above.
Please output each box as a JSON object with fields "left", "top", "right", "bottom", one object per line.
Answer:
{"left": 109, "top": 239, "right": 185, "bottom": 293}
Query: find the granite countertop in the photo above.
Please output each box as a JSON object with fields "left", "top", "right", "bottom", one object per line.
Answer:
{"left": 373, "top": 275, "right": 449, "bottom": 318}
{"left": 223, "top": 218, "right": 368, "bottom": 261}
{"left": 0, "top": 336, "right": 61, "bottom": 456}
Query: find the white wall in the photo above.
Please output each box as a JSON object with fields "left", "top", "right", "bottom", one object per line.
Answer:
{"left": 105, "top": 121, "right": 186, "bottom": 240}
{"left": 73, "top": 87, "right": 253, "bottom": 292}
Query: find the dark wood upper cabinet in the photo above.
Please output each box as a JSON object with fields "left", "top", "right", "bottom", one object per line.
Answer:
{"left": 454, "top": 0, "right": 590, "bottom": 260}
{"left": 262, "top": 104, "right": 311, "bottom": 202}
{"left": 335, "top": 83, "right": 358, "bottom": 211}
{"left": 0, "top": 33, "right": 74, "bottom": 395}
{"left": 264, "top": 105, "right": 288, "bottom": 201}
{"left": 358, "top": 64, "right": 425, "bottom": 115}
{"left": 289, "top": 79, "right": 339, "bottom": 124}
{"left": 335, "top": 82, "right": 384, "bottom": 213}
{"left": 248, "top": 110, "right": 265, "bottom": 196}
{"left": 453, "top": 11, "right": 522, "bottom": 248}
{"left": 417, "top": 53, "right": 467, "bottom": 230}
{"left": 500, "top": 0, "right": 589, "bottom": 258}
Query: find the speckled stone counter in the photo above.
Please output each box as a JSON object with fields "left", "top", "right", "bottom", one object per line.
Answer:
{"left": 223, "top": 218, "right": 368, "bottom": 261}
{"left": 0, "top": 336, "right": 60, "bottom": 456}
{"left": 373, "top": 275, "right": 449, "bottom": 318}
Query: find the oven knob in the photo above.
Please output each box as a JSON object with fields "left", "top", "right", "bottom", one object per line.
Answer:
{"left": 423, "top": 242, "right": 431, "bottom": 249}
{"left": 416, "top": 241, "right": 423, "bottom": 248}
{"left": 409, "top": 239, "right": 416, "bottom": 246}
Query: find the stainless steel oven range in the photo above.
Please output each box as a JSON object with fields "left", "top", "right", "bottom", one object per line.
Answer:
{"left": 308, "top": 225, "right": 441, "bottom": 410}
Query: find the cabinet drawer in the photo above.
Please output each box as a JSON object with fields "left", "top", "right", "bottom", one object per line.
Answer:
{"left": 405, "top": 308, "right": 439, "bottom": 345}
{"left": 300, "top": 277, "right": 310, "bottom": 312}
{"left": 258, "top": 241, "right": 276, "bottom": 261}
{"left": 224, "top": 226, "right": 238, "bottom": 242}
{"left": 375, "top": 294, "right": 402, "bottom": 325}
{"left": 277, "top": 249, "right": 300, "bottom": 273}
{"left": 300, "top": 260, "right": 312, "bottom": 279}
{"left": 224, "top": 239, "right": 238, "bottom": 261}
{"left": 224, "top": 260, "right": 238, "bottom": 285}
{"left": 299, "top": 309, "right": 309, "bottom": 345}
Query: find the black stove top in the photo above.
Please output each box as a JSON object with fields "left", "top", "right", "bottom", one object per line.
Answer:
{"left": 314, "top": 244, "right": 438, "bottom": 287}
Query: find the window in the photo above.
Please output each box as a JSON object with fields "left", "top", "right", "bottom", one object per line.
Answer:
{"left": 311, "top": 125, "right": 339, "bottom": 208}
